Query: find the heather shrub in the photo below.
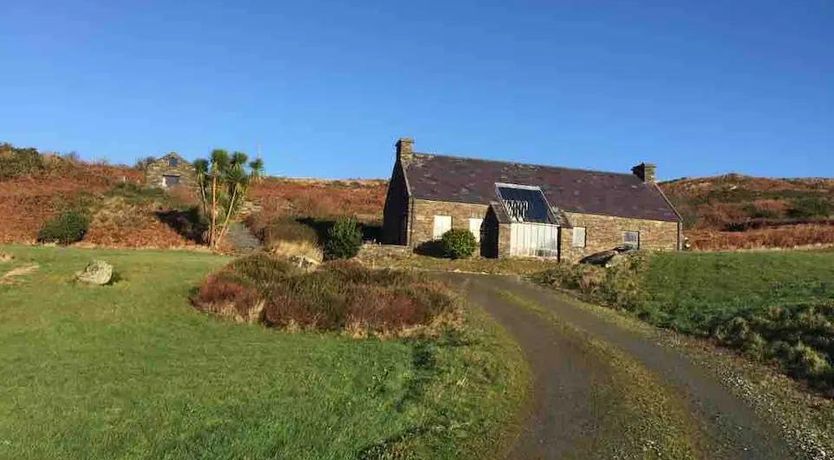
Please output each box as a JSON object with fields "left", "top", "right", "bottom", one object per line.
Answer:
{"left": 440, "top": 229, "right": 477, "bottom": 259}
{"left": 37, "top": 210, "right": 90, "bottom": 244}
{"left": 192, "top": 255, "right": 460, "bottom": 337}
{"left": 324, "top": 217, "right": 362, "bottom": 260}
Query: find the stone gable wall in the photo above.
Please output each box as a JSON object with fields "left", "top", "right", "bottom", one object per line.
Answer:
{"left": 559, "top": 212, "right": 680, "bottom": 263}
{"left": 382, "top": 161, "right": 410, "bottom": 245}
{"left": 145, "top": 155, "right": 196, "bottom": 188}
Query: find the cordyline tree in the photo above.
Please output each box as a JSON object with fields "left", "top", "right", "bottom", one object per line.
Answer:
{"left": 194, "top": 149, "right": 264, "bottom": 249}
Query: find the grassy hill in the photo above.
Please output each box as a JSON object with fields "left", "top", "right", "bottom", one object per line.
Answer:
{"left": 662, "top": 174, "right": 834, "bottom": 250}
{"left": 4, "top": 142, "right": 834, "bottom": 252}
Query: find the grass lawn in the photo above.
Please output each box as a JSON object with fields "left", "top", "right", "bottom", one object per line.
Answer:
{"left": 0, "top": 245, "right": 528, "bottom": 459}
{"left": 639, "top": 250, "right": 834, "bottom": 332}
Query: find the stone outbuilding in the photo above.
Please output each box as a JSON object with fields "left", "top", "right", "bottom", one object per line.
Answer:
{"left": 145, "top": 152, "right": 195, "bottom": 189}
{"left": 382, "top": 138, "right": 682, "bottom": 262}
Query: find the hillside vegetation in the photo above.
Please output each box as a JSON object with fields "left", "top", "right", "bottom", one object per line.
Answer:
{"left": 663, "top": 174, "right": 834, "bottom": 250}
{"left": 533, "top": 250, "right": 834, "bottom": 395}
{"left": 0, "top": 143, "right": 202, "bottom": 248}
{"left": 244, "top": 177, "right": 387, "bottom": 258}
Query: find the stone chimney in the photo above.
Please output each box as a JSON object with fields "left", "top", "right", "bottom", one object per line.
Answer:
{"left": 632, "top": 162, "right": 657, "bottom": 183}
{"left": 396, "top": 137, "right": 414, "bottom": 162}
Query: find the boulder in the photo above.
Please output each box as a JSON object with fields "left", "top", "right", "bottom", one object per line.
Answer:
{"left": 0, "top": 252, "right": 13, "bottom": 262}
{"left": 76, "top": 260, "right": 114, "bottom": 285}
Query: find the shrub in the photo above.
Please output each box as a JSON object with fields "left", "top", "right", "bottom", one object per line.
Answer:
{"left": 788, "top": 196, "right": 832, "bottom": 219}
{"left": 324, "top": 217, "right": 362, "bottom": 260}
{"left": 440, "top": 229, "right": 477, "bottom": 259}
{"left": 0, "top": 143, "right": 45, "bottom": 179}
{"left": 37, "top": 210, "right": 90, "bottom": 244}
{"left": 192, "top": 255, "right": 460, "bottom": 336}
{"left": 260, "top": 216, "right": 319, "bottom": 245}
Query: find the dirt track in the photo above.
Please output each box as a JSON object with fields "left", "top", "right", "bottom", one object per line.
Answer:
{"left": 451, "top": 274, "right": 795, "bottom": 459}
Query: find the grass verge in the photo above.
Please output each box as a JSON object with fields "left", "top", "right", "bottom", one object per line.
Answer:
{"left": 529, "top": 287, "right": 834, "bottom": 459}
{"left": 0, "top": 245, "right": 528, "bottom": 459}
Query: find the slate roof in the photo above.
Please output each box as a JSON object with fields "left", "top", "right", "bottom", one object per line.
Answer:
{"left": 403, "top": 153, "right": 680, "bottom": 222}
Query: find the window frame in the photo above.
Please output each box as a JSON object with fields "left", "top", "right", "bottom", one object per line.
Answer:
{"left": 623, "top": 230, "right": 640, "bottom": 249}
{"left": 571, "top": 226, "right": 586, "bottom": 248}
{"left": 168, "top": 157, "right": 179, "bottom": 167}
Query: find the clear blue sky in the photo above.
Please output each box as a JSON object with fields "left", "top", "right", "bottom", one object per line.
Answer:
{"left": 2, "top": 1, "right": 832, "bottom": 180}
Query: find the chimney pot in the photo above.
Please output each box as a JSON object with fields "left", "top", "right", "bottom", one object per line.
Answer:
{"left": 396, "top": 137, "right": 414, "bottom": 161}
{"left": 632, "top": 162, "right": 657, "bottom": 183}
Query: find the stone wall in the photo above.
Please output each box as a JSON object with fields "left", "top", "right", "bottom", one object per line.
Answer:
{"left": 559, "top": 212, "right": 680, "bottom": 263}
{"left": 382, "top": 161, "right": 409, "bottom": 245}
{"left": 409, "top": 199, "right": 490, "bottom": 247}
{"left": 145, "top": 153, "right": 196, "bottom": 189}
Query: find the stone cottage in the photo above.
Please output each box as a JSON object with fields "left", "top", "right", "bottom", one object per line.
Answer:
{"left": 382, "top": 138, "right": 682, "bottom": 262}
{"left": 145, "top": 152, "right": 195, "bottom": 189}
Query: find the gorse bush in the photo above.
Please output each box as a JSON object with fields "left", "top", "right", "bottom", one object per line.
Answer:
{"left": 440, "top": 229, "right": 477, "bottom": 259}
{"left": 192, "top": 254, "right": 460, "bottom": 336}
{"left": 324, "top": 217, "right": 362, "bottom": 260}
{"left": 0, "top": 143, "right": 45, "bottom": 179}
{"left": 37, "top": 210, "right": 90, "bottom": 245}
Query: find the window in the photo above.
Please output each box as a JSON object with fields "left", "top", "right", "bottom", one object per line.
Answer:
{"left": 572, "top": 227, "right": 586, "bottom": 248}
{"left": 468, "top": 218, "right": 483, "bottom": 242}
{"left": 162, "top": 175, "right": 181, "bottom": 188}
{"left": 432, "top": 215, "right": 452, "bottom": 239}
{"left": 168, "top": 157, "right": 179, "bottom": 167}
{"left": 623, "top": 231, "right": 640, "bottom": 249}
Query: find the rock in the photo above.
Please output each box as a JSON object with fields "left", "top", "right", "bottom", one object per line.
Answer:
{"left": 580, "top": 249, "right": 618, "bottom": 266}
{"left": 290, "top": 255, "right": 320, "bottom": 273}
{"left": 76, "top": 260, "right": 114, "bottom": 285}
{"left": 0, "top": 252, "right": 13, "bottom": 262}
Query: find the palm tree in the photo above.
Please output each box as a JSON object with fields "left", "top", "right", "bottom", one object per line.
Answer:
{"left": 194, "top": 149, "right": 262, "bottom": 250}
{"left": 249, "top": 158, "right": 264, "bottom": 182}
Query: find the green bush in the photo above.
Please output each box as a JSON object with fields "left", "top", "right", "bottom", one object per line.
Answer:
{"left": 324, "top": 217, "right": 362, "bottom": 260}
{"left": 440, "top": 229, "right": 477, "bottom": 259}
{"left": 787, "top": 196, "right": 832, "bottom": 219}
{"left": 37, "top": 210, "right": 90, "bottom": 245}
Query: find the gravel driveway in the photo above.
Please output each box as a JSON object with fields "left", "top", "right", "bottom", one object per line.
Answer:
{"left": 451, "top": 274, "right": 795, "bottom": 459}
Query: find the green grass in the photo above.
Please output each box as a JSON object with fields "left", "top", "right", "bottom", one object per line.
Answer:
{"left": 0, "top": 245, "right": 528, "bottom": 459}
{"left": 639, "top": 250, "right": 834, "bottom": 332}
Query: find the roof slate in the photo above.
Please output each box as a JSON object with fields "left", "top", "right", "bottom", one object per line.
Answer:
{"left": 403, "top": 153, "right": 680, "bottom": 222}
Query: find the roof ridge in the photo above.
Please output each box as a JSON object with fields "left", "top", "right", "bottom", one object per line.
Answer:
{"left": 412, "top": 151, "right": 639, "bottom": 179}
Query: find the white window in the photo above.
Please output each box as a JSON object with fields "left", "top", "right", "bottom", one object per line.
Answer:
{"left": 623, "top": 231, "right": 640, "bottom": 249}
{"left": 432, "top": 215, "right": 452, "bottom": 239}
{"left": 468, "top": 218, "right": 483, "bottom": 242}
{"left": 572, "top": 226, "right": 586, "bottom": 248}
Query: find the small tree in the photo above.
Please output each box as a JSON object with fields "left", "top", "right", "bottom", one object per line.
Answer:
{"left": 440, "top": 228, "right": 477, "bottom": 259}
{"left": 324, "top": 218, "right": 362, "bottom": 260}
{"left": 194, "top": 149, "right": 264, "bottom": 250}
